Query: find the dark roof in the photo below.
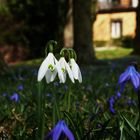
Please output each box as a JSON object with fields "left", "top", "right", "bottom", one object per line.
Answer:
{"left": 97, "top": 7, "right": 137, "bottom": 14}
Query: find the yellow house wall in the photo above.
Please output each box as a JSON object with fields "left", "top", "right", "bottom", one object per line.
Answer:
{"left": 93, "top": 11, "right": 136, "bottom": 41}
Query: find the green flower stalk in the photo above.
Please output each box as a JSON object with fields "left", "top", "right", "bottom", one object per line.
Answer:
{"left": 117, "top": 62, "right": 140, "bottom": 124}
{"left": 37, "top": 40, "right": 62, "bottom": 140}
{"left": 36, "top": 41, "right": 82, "bottom": 139}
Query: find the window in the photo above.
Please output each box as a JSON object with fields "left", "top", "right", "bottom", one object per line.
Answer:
{"left": 111, "top": 20, "right": 122, "bottom": 39}
{"left": 131, "top": 0, "right": 138, "bottom": 7}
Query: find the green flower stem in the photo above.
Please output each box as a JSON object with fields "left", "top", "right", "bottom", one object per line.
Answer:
{"left": 37, "top": 82, "right": 45, "bottom": 140}
{"left": 67, "top": 89, "right": 71, "bottom": 113}
{"left": 64, "top": 87, "right": 71, "bottom": 113}
{"left": 137, "top": 89, "right": 140, "bottom": 124}
{"left": 45, "top": 40, "right": 57, "bottom": 55}
{"left": 60, "top": 48, "right": 72, "bottom": 61}
{"left": 53, "top": 102, "right": 56, "bottom": 126}
{"left": 68, "top": 48, "right": 77, "bottom": 61}
{"left": 52, "top": 91, "right": 61, "bottom": 126}
{"left": 41, "top": 90, "right": 45, "bottom": 140}
{"left": 131, "top": 62, "right": 140, "bottom": 125}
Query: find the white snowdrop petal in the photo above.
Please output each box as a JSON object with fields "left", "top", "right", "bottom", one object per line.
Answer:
{"left": 65, "top": 62, "right": 75, "bottom": 83}
{"left": 78, "top": 67, "right": 82, "bottom": 83}
{"left": 69, "top": 58, "right": 82, "bottom": 83}
{"left": 45, "top": 70, "right": 52, "bottom": 83}
{"left": 37, "top": 53, "right": 53, "bottom": 81}
{"left": 55, "top": 59, "right": 65, "bottom": 83}
{"left": 70, "top": 59, "right": 79, "bottom": 79}
{"left": 50, "top": 69, "right": 57, "bottom": 82}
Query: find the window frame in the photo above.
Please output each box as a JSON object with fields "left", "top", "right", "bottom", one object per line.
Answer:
{"left": 110, "top": 19, "right": 122, "bottom": 39}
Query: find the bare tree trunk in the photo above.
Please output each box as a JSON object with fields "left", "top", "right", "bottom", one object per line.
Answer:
{"left": 64, "top": 0, "right": 73, "bottom": 48}
{"left": 73, "top": 0, "right": 96, "bottom": 65}
{"left": 0, "top": 53, "right": 8, "bottom": 76}
{"left": 133, "top": 1, "right": 140, "bottom": 55}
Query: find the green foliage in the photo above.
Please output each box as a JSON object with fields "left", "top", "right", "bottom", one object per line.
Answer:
{"left": 94, "top": 36, "right": 134, "bottom": 48}
{"left": 94, "top": 41, "right": 107, "bottom": 47}
{"left": 6, "top": 0, "right": 68, "bottom": 58}
{"left": 95, "top": 47, "right": 133, "bottom": 59}
{"left": 0, "top": 13, "right": 28, "bottom": 45}
{"left": 121, "top": 36, "right": 134, "bottom": 48}
{"left": 0, "top": 55, "right": 140, "bottom": 139}
{"left": 0, "top": 1, "right": 9, "bottom": 14}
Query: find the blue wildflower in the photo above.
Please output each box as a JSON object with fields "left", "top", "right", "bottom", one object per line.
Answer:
{"left": 45, "top": 120, "right": 74, "bottom": 140}
{"left": 46, "top": 93, "right": 52, "bottom": 97}
{"left": 109, "top": 96, "right": 115, "bottom": 114}
{"left": 10, "top": 93, "right": 19, "bottom": 102}
{"left": 75, "top": 101, "right": 80, "bottom": 110}
{"left": 64, "top": 85, "right": 68, "bottom": 91}
{"left": 118, "top": 65, "right": 140, "bottom": 93}
{"left": 127, "top": 99, "right": 136, "bottom": 106}
{"left": 2, "top": 93, "right": 7, "bottom": 97}
{"left": 116, "top": 91, "right": 121, "bottom": 99}
{"left": 17, "top": 84, "right": 24, "bottom": 91}
{"left": 53, "top": 82, "right": 59, "bottom": 87}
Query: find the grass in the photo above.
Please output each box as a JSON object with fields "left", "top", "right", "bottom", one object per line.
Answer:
{"left": 12, "top": 47, "right": 134, "bottom": 67}
{"left": 95, "top": 47, "right": 133, "bottom": 59}
{"left": 0, "top": 46, "right": 140, "bottom": 139}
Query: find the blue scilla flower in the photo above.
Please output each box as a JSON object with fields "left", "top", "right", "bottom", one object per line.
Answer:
{"left": 2, "top": 93, "right": 7, "bottom": 97}
{"left": 45, "top": 120, "right": 74, "bottom": 140}
{"left": 127, "top": 99, "right": 136, "bottom": 106}
{"left": 17, "top": 84, "right": 24, "bottom": 91}
{"left": 118, "top": 65, "right": 140, "bottom": 93}
{"left": 10, "top": 93, "right": 19, "bottom": 102}
{"left": 108, "top": 96, "right": 115, "bottom": 114}
{"left": 116, "top": 91, "right": 121, "bottom": 99}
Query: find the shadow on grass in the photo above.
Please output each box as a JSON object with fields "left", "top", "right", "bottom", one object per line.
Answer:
{"left": 93, "top": 55, "right": 140, "bottom": 67}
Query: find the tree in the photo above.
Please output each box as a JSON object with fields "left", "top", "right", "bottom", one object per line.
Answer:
{"left": 0, "top": 53, "right": 8, "bottom": 76}
{"left": 73, "top": 0, "right": 97, "bottom": 65}
{"left": 7, "top": 0, "right": 68, "bottom": 58}
{"left": 133, "top": 1, "right": 140, "bottom": 54}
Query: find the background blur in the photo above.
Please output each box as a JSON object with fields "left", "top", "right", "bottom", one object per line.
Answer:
{"left": 0, "top": 0, "right": 140, "bottom": 64}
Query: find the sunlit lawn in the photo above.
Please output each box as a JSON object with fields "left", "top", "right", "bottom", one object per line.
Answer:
{"left": 95, "top": 47, "right": 133, "bottom": 59}
{"left": 0, "top": 46, "right": 140, "bottom": 139}
{"left": 15, "top": 47, "right": 134, "bottom": 67}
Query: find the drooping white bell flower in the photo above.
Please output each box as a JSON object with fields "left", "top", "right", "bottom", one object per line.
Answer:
{"left": 69, "top": 58, "right": 82, "bottom": 83}
{"left": 59, "top": 57, "right": 75, "bottom": 83}
{"left": 37, "top": 52, "right": 64, "bottom": 83}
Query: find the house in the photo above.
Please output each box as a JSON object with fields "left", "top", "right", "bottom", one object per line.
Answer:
{"left": 93, "top": 0, "right": 138, "bottom": 47}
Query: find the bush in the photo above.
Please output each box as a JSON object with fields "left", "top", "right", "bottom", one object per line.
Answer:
{"left": 121, "top": 36, "right": 133, "bottom": 48}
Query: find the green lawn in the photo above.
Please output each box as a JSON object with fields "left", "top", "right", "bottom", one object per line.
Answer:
{"left": 95, "top": 47, "right": 133, "bottom": 59}
{"left": 14, "top": 47, "right": 134, "bottom": 67}
{"left": 1, "top": 46, "right": 140, "bottom": 139}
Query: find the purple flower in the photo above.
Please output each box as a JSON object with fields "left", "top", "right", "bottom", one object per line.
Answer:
{"left": 116, "top": 91, "right": 121, "bottom": 99}
{"left": 108, "top": 96, "right": 115, "bottom": 114}
{"left": 17, "top": 84, "right": 24, "bottom": 91}
{"left": 64, "top": 85, "right": 68, "bottom": 91}
{"left": 10, "top": 93, "right": 19, "bottom": 102}
{"left": 45, "top": 120, "right": 74, "bottom": 140}
{"left": 118, "top": 66, "right": 140, "bottom": 93}
{"left": 46, "top": 93, "right": 52, "bottom": 97}
{"left": 127, "top": 99, "right": 136, "bottom": 106}
{"left": 53, "top": 82, "right": 59, "bottom": 87}
{"left": 2, "top": 93, "right": 7, "bottom": 97}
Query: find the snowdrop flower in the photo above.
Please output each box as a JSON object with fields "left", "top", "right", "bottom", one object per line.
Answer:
{"left": 118, "top": 65, "right": 140, "bottom": 93}
{"left": 37, "top": 52, "right": 65, "bottom": 83}
{"left": 45, "top": 120, "right": 75, "bottom": 140}
{"left": 69, "top": 58, "right": 82, "bottom": 83}
{"left": 59, "top": 57, "right": 75, "bottom": 83}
